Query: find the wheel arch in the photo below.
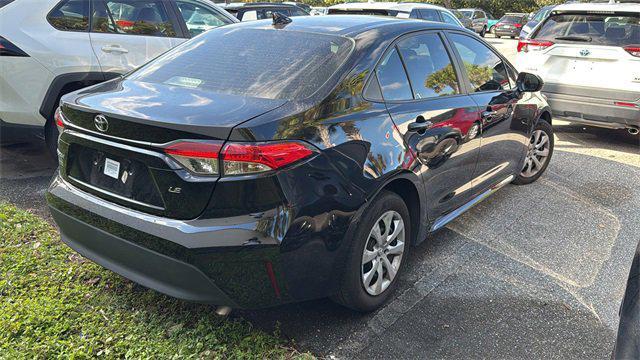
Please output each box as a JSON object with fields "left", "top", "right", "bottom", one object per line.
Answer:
{"left": 39, "top": 72, "right": 121, "bottom": 133}
{"left": 371, "top": 172, "right": 429, "bottom": 247}
{"left": 538, "top": 107, "right": 552, "bottom": 125}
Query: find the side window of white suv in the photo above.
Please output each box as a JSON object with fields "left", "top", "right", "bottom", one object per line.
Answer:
{"left": 91, "top": 0, "right": 178, "bottom": 37}
{"left": 176, "top": 0, "right": 229, "bottom": 37}
{"left": 47, "top": 0, "right": 90, "bottom": 31}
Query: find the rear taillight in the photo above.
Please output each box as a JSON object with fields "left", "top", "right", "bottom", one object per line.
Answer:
{"left": 623, "top": 46, "right": 640, "bottom": 57}
{"left": 515, "top": 23, "right": 522, "bottom": 28}
{"left": 0, "top": 36, "right": 28, "bottom": 57}
{"left": 614, "top": 101, "right": 639, "bottom": 108}
{"left": 517, "top": 39, "right": 554, "bottom": 53}
{"left": 54, "top": 107, "right": 64, "bottom": 129}
{"left": 164, "top": 140, "right": 317, "bottom": 176}
{"left": 165, "top": 141, "right": 223, "bottom": 176}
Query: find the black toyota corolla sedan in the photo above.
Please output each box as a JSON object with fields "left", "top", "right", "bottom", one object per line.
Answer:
{"left": 47, "top": 16, "right": 553, "bottom": 312}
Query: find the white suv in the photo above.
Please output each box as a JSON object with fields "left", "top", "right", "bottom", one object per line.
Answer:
{"left": 0, "top": 0, "right": 236, "bottom": 155}
{"left": 515, "top": 3, "right": 640, "bottom": 134}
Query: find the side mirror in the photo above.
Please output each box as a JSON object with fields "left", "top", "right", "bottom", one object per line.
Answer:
{"left": 516, "top": 72, "right": 544, "bottom": 93}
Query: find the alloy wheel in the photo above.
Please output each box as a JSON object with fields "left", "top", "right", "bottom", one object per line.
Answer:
{"left": 521, "top": 129, "right": 550, "bottom": 178}
{"left": 361, "top": 210, "right": 405, "bottom": 296}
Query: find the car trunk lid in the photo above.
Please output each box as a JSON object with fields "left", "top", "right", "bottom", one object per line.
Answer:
{"left": 58, "top": 79, "right": 287, "bottom": 220}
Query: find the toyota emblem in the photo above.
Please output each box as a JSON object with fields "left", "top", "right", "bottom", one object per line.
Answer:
{"left": 94, "top": 114, "right": 109, "bottom": 132}
{"left": 579, "top": 49, "right": 591, "bottom": 57}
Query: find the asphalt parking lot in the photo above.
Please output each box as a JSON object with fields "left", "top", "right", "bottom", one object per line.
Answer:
{"left": 1, "top": 36, "right": 639, "bottom": 358}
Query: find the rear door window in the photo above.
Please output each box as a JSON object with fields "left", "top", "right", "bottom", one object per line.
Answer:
{"left": 176, "top": 0, "right": 231, "bottom": 37}
{"left": 441, "top": 11, "right": 460, "bottom": 26}
{"left": 396, "top": 33, "right": 460, "bottom": 99}
{"left": 448, "top": 33, "right": 511, "bottom": 92}
{"left": 418, "top": 9, "right": 440, "bottom": 22}
{"left": 534, "top": 13, "right": 640, "bottom": 47}
{"left": 47, "top": 0, "right": 90, "bottom": 31}
{"left": 91, "top": 0, "right": 178, "bottom": 37}
{"left": 376, "top": 47, "right": 413, "bottom": 101}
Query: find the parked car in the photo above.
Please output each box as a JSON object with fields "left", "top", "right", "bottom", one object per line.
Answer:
{"left": 520, "top": 5, "right": 556, "bottom": 39}
{"left": 0, "top": 0, "right": 237, "bottom": 156}
{"left": 458, "top": 8, "right": 489, "bottom": 36}
{"left": 494, "top": 13, "right": 528, "bottom": 39}
{"left": 392, "top": 3, "right": 467, "bottom": 30}
{"left": 223, "top": 2, "right": 308, "bottom": 21}
{"left": 47, "top": 16, "right": 553, "bottom": 312}
{"left": 516, "top": 2, "right": 640, "bottom": 134}
{"left": 310, "top": 6, "right": 328, "bottom": 16}
{"left": 283, "top": 1, "right": 311, "bottom": 13}
{"left": 486, "top": 12, "right": 499, "bottom": 33}
{"left": 327, "top": 2, "right": 467, "bottom": 30}
{"left": 327, "top": 2, "right": 401, "bottom": 16}
{"left": 450, "top": 9, "right": 474, "bottom": 31}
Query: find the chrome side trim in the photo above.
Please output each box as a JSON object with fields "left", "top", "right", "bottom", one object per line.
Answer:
{"left": 430, "top": 175, "right": 514, "bottom": 232}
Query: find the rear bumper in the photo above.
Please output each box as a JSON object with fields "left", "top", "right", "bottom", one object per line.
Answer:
{"left": 50, "top": 205, "right": 238, "bottom": 306}
{"left": 46, "top": 174, "right": 292, "bottom": 308}
{"left": 494, "top": 28, "right": 520, "bottom": 36}
{"left": 542, "top": 84, "right": 640, "bottom": 129}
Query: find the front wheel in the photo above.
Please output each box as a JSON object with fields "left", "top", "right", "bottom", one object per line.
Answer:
{"left": 332, "top": 191, "right": 410, "bottom": 312}
{"left": 512, "top": 120, "right": 554, "bottom": 185}
{"left": 479, "top": 26, "right": 486, "bottom": 37}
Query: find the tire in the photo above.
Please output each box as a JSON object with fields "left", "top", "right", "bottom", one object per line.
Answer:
{"left": 44, "top": 118, "right": 59, "bottom": 162}
{"left": 495, "top": 34, "right": 501, "bottom": 39}
{"left": 479, "top": 26, "right": 486, "bottom": 37}
{"left": 332, "top": 190, "right": 411, "bottom": 312}
{"left": 512, "top": 120, "right": 554, "bottom": 185}
{"left": 510, "top": 36, "right": 516, "bottom": 39}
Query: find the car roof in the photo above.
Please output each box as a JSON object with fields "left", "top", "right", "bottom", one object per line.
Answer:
{"left": 458, "top": 8, "right": 482, "bottom": 12}
{"left": 552, "top": 2, "right": 640, "bottom": 13}
{"left": 328, "top": 2, "right": 400, "bottom": 10}
{"left": 392, "top": 3, "right": 448, "bottom": 12}
{"left": 225, "top": 2, "right": 300, "bottom": 9}
{"left": 225, "top": 14, "right": 461, "bottom": 36}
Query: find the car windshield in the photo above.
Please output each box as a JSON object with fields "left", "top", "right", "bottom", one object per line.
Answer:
{"left": 128, "top": 27, "right": 354, "bottom": 100}
{"left": 501, "top": 15, "right": 523, "bottom": 23}
{"left": 460, "top": 10, "right": 472, "bottom": 18}
{"left": 532, "top": 7, "right": 552, "bottom": 22}
{"left": 534, "top": 13, "right": 640, "bottom": 47}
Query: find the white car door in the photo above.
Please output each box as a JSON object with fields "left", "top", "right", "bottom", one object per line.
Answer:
{"left": 89, "top": 0, "right": 185, "bottom": 75}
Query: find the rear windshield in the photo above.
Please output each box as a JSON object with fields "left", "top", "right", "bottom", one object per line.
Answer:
{"left": 128, "top": 27, "right": 353, "bottom": 100}
{"left": 501, "top": 15, "right": 524, "bottom": 23}
{"left": 533, "top": 13, "right": 640, "bottom": 47}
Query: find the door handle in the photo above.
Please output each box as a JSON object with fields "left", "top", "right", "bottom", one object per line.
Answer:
{"left": 101, "top": 45, "right": 129, "bottom": 54}
{"left": 408, "top": 119, "right": 433, "bottom": 132}
{"left": 482, "top": 110, "right": 498, "bottom": 120}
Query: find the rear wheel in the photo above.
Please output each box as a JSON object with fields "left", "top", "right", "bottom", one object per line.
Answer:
{"left": 479, "top": 26, "right": 486, "bottom": 37}
{"left": 332, "top": 191, "right": 410, "bottom": 312}
{"left": 513, "top": 120, "right": 554, "bottom": 185}
{"left": 510, "top": 36, "right": 516, "bottom": 39}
